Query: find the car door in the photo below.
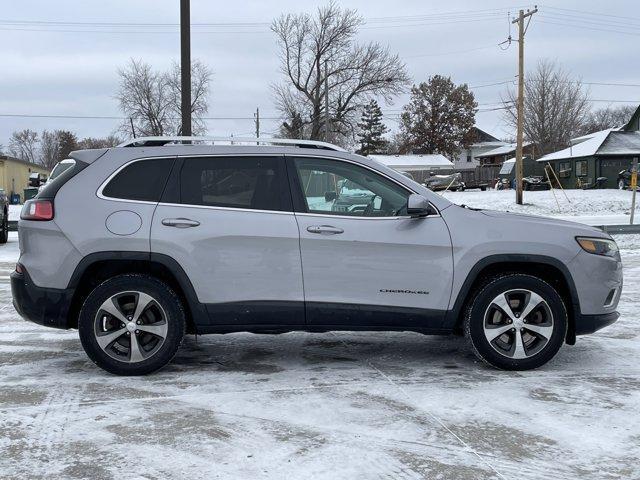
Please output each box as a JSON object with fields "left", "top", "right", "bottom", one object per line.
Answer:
{"left": 150, "top": 155, "right": 305, "bottom": 327}
{"left": 288, "top": 155, "right": 453, "bottom": 329}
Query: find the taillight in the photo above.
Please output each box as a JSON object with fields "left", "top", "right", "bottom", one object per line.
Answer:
{"left": 15, "top": 263, "right": 24, "bottom": 274}
{"left": 21, "top": 199, "right": 54, "bottom": 221}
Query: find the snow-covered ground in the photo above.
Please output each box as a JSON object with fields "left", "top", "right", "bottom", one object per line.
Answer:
{"left": 442, "top": 189, "right": 640, "bottom": 225}
{"left": 8, "top": 204, "right": 20, "bottom": 222}
{"left": 0, "top": 230, "right": 638, "bottom": 479}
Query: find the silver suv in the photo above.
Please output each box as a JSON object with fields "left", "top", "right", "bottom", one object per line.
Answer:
{"left": 11, "top": 137, "right": 622, "bottom": 375}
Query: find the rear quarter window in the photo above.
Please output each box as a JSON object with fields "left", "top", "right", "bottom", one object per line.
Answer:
{"left": 178, "top": 156, "right": 290, "bottom": 211}
{"left": 37, "top": 159, "right": 87, "bottom": 200}
{"left": 102, "top": 158, "right": 174, "bottom": 202}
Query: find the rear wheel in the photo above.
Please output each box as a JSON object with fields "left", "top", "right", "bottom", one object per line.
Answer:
{"left": 464, "top": 274, "right": 567, "bottom": 370}
{"left": 78, "top": 274, "right": 185, "bottom": 375}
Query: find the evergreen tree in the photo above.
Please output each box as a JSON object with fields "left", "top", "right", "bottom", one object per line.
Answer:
{"left": 357, "top": 100, "right": 388, "bottom": 155}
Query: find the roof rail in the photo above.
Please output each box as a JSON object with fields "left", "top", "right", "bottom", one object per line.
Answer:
{"left": 116, "top": 136, "right": 347, "bottom": 152}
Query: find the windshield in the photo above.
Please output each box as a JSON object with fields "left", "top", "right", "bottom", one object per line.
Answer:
{"left": 49, "top": 161, "right": 75, "bottom": 181}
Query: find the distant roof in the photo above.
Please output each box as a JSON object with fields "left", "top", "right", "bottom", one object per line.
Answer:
{"left": 499, "top": 157, "right": 515, "bottom": 175}
{"left": 475, "top": 142, "right": 532, "bottom": 158}
{"left": 369, "top": 154, "right": 453, "bottom": 171}
{"left": 469, "top": 126, "right": 502, "bottom": 144}
{"left": 538, "top": 129, "right": 640, "bottom": 162}
{"left": 0, "top": 154, "right": 51, "bottom": 171}
{"left": 538, "top": 129, "right": 612, "bottom": 161}
{"left": 599, "top": 131, "right": 640, "bottom": 155}
{"left": 569, "top": 127, "right": 624, "bottom": 146}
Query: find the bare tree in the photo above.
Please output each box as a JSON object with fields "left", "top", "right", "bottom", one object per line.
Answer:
{"left": 166, "top": 60, "right": 212, "bottom": 135}
{"left": 77, "top": 135, "right": 122, "bottom": 149}
{"left": 272, "top": 2, "right": 409, "bottom": 141}
{"left": 8, "top": 129, "right": 39, "bottom": 163}
{"left": 39, "top": 130, "right": 61, "bottom": 169}
{"left": 116, "top": 58, "right": 212, "bottom": 137}
{"left": 580, "top": 105, "right": 637, "bottom": 135}
{"left": 503, "top": 60, "right": 590, "bottom": 155}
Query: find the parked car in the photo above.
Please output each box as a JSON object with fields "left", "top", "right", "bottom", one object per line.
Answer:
{"left": 0, "top": 188, "right": 8, "bottom": 244}
{"left": 12, "top": 137, "right": 622, "bottom": 375}
{"left": 425, "top": 172, "right": 464, "bottom": 191}
{"left": 522, "top": 176, "right": 550, "bottom": 191}
{"left": 38, "top": 159, "right": 76, "bottom": 192}
{"left": 617, "top": 169, "right": 638, "bottom": 190}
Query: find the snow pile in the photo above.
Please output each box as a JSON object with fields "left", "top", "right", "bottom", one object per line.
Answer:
{"left": 442, "top": 189, "right": 639, "bottom": 221}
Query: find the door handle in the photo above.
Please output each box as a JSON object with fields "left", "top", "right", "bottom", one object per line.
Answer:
{"left": 306, "top": 225, "right": 344, "bottom": 235}
{"left": 161, "top": 218, "right": 200, "bottom": 228}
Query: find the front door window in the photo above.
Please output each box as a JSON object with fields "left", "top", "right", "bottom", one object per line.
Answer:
{"left": 293, "top": 157, "right": 410, "bottom": 217}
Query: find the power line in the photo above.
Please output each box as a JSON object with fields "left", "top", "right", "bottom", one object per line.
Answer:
{"left": 543, "top": 5, "right": 640, "bottom": 24}
{"left": 537, "top": 19, "right": 640, "bottom": 37}
{"left": 405, "top": 44, "right": 499, "bottom": 59}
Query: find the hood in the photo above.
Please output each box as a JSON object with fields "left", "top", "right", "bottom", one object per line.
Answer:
{"left": 479, "top": 209, "right": 606, "bottom": 235}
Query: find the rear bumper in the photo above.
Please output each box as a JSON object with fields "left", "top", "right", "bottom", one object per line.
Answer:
{"left": 575, "top": 311, "right": 619, "bottom": 335}
{"left": 10, "top": 270, "right": 74, "bottom": 330}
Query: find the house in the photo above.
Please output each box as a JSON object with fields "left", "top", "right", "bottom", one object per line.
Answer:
{"left": 498, "top": 157, "right": 546, "bottom": 182}
{"left": 474, "top": 141, "right": 536, "bottom": 166}
{"left": 369, "top": 154, "right": 454, "bottom": 182}
{"left": 537, "top": 105, "right": 640, "bottom": 189}
{"left": 0, "top": 155, "right": 51, "bottom": 199}
{"left": 454, "top": 127, "right": 506, "bottom": 170}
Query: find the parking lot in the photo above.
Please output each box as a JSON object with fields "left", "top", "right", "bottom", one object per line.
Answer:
{"left": 0, "top": 229, "right": 638, "bottom": 480}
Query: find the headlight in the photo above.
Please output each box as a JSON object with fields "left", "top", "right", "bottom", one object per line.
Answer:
{"left": 576, "top": 237, "right": 619, "bottom": 257}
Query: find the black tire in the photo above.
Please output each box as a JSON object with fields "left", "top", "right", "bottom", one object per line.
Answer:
{"left": 0, "top": 209, "right": 8, "bottom": 244}
{"left": 464, "top": 273, "right": 567, "bottom": 370}
{"left": 78, "top": 274, "right": 185, "bottom": 375}
{"left": 618, "top": 179, "right": 626, "bottom": 190}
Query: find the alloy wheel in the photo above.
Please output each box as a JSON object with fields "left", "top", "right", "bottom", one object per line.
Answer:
{"left": 94, "top": 291, "right": 168, "bottom": 363}
{"left": 483, "top": 289, "right": 554, "bottom": 359}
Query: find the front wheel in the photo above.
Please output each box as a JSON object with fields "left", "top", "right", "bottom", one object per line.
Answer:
{"left": 78, "top": 274, "right": 185, "bottom": 375}
{"left": 618, "top": 179, "right": 626, "bottom": 190}
{"left": 464, "top": 274, "right": 567, "bottom": 370}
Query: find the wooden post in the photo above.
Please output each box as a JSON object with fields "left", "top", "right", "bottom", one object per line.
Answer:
{"left": 180, "top": 0, "right": 192, "bottom": 136}
{"left": 631, "top": 158, "right": 638, "bottom": 225}
{"left": 512, "top": 7, "right": 537, "bottom": 205}
{"left": 324, "top": 61, "right": 330, "bottom": 142}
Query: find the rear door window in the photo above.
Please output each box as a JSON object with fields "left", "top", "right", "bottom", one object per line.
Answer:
{"left": 178, "top": 156, "right": 290, "bottom": 212}
{"left": 102, "top": 158, "right": 174, "bottom": 202}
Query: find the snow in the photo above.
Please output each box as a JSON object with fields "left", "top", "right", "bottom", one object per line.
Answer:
{"left": 538, "top": 129, "right": 612, "bottom": 162}
{"left": 0, "top": 227, "right": 638, "bottom": 478}
{"left": 8, "top": 204, "right": 21, "bottom": 222}
{"left": 442, "top": 188, "right": 640, "bottom": 225}
{"left": 498, "top": 157, "right": 515, "bottom": 175}
{"left": 369, "top": 154, "right": 453, "bottom": 171}
{"left": 475, "top": 141, "right": 531, "bottom": 159}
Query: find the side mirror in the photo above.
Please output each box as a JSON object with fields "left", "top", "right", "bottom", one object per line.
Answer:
{"left": 407, "top": 194, "right": 433, "bottom": 217}
{"left": 324, "top": 191, "right": 338, "bottom": 202}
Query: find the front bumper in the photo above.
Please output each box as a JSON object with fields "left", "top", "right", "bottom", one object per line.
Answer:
{"left": 575, "top": 311, "right": 619, "bottom": 335}
{"left": 10, "top": 270, "right": 74, "bottom": 330}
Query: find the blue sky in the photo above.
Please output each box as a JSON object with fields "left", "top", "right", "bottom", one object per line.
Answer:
{"left": 1, "top": 0, "right": 639, "bottom": 146}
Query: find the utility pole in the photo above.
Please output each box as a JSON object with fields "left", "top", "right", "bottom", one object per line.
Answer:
{"left": 324, "top": 61, "right": 330, "bottom": 142}
{"left": 180, "top": 0, "right": 192, "bottom": 136}
{"left": 254, "top": 107, "right": 260, "bottom": 142}
{"left": 512, "top": 6, "right": 537, "bottom": 205}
